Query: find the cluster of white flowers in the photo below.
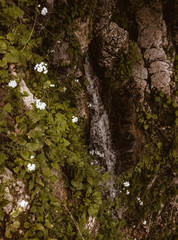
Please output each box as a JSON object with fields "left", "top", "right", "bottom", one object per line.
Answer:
{"left": 95, "top": 150, "right": 104, "bottom": 158}
{"left": 8, "top": 80, "right": 17, "bottom": 88}
{"left": 72, "top": 116, "right": 78, "bottom": 123}
{"left": 34, "top": 62, "right": 48, "bottom": 74}
{"left": 18, "top": 200, "right": 28, "bottom": 208}
{"left": 86, "top": 217, "right": 96, "bottom": 232}
{"left": 50, "top": 84, "right": 55, "bottom": 87}
{"left": 27, "top": 163, "right": 36, "bottom": 171}
{"left": 137, "top": 197, "right": 143, "bottom": 205}
{"left": 123, "top": 181, "right": 130, "bottom": 187}
{"left": 89, "top": 150, "right": 104, "bottom": 158}
{"left": 41, "top": 7, "right": 48, "bottom": 16}
{"left": 35, "top": 99, "right": 46, "bottom": 110}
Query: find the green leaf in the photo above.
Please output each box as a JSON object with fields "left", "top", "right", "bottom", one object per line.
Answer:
{"left": 88, "top": 206, "right": 98, "bottom": 217}
{"left": 51, "top": 162, "right": 58, "bottom": 170}
{"left": 36, "top": 176, "right": 44, "bottom": 187}
{"left": 6, "top": 33, "right": 15, "bottom": 42}
{"left": 71, "top": 180, "right": 83, "bottom": 190}
{"left": 62, "top": 138, "right": 70, "bottom": 146}
{"left": 49, "top": 175, "right": 58, "bottom": 184}
{"left": 87, "top": 176, "right": 93, "bottom": 186}
{"left": 26, "top": 142, "right": 41, "bottom": 151}
{"left": 3, "top": 103, "right": 12, "bottom": 113}
{"left": 13, "top": 221, "right": 20, "bottom": 228}
{"left": 24, "top": 222, "right": 30, "bottom": 228}
{"left": 3, "top": 6, "right": 24, "bottom": 19}
{"left": 0, "top": 40, "right": 7, "bottom": 52}
{"left": 5, "top": 49, "right": 20, "bottom": 63}
{"left": 0, "top": 152, "right": 8, "bottom": 164}
{"left": 0, "top": 57, "right": 7, "bottom": 68}
{"left": 29, "top": 179, "right": 34, "bottom": 191}
{"left": 5, "top": 225, "right": 11, "bottom": 238}
{"left": 0, "top": 0, "right": 6, "bottom": 7}
{"left": 44, "top": 219, "right": 53, "bottom": 229}
{"left": 20, "top": 151, "right": 30, "bottom": 160}
{"left": 43, "top": 167, "right": 51, "bottom": 177}
{"left": 10, "top": 210, "right": 20, "bottom": 218}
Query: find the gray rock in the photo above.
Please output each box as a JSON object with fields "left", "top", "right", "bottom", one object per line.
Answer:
{"left": 135, "top": 3, "right": 173, "bottom": 95}
{"left": 132, "top": 47, "right": 148, "bottom": 100}
{"left": 98, "top": 22, "right": 129, "bottom": 69}
{"left": 52, "top": 39, "right": 70, "bottom": 66}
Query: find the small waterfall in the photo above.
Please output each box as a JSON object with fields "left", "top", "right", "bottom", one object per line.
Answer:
{"left": 84, "top": 57, "right": 116, "bottom": 198}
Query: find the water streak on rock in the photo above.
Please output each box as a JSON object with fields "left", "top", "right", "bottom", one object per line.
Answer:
{"left": 84, "top": 57, "right": 116, "bottom": 198}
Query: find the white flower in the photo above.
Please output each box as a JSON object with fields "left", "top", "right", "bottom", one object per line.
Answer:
{"left": 139, "top": 201, "right": 143, "bottom": 206}
{"left": 38, "top": 4, "right": 41, "bottom": 7}
{"left": 50, "top": 84, "right": 55, "bottom": 87}
{"left": 18, "top": 200, "right": 28, "bottom": 208}
{"left": 41, "top": 7, "right": 48, "bottom": 16}
{"left": 88, "top": 103, "right": 92, "bottom": 108}
{"left": 72, "top": 116, "right": 78, "bottom": 123}
{"left": 123, "top": 181, "right": 130, "bottom": 187}
{"left": 8, "top": 80, "right": 17, "bottom": 88}
{"left": 63, "top": 87, "right": 67, "bottom": 92}
{"left": 27, "top": 163, "right": 36, "bottom": 171}
{"left": 35, "top": 99, "right": 46, "bottom": 110}
{"left": 75, "top": 79, "right": 79, "bottom": 83}
{"left": 126, "top": 190, "right": 130, "bottom": 195}
{"left": 30, "top": 155, "right": 34, "bottom": 160}
{"left": 143, "top": 220, "right": 147, "bottom": 225}
{"left": 34, "top": 62, "right": 48, "bottom": 74}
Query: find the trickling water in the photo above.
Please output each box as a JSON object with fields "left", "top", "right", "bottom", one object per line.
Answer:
{"left": 84, "top": 57, "right": 116, "bottom": 198}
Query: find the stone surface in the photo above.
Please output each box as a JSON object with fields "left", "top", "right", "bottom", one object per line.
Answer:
{"left": 20, "top": 80, "right": 36, "bottom": 109}
{"left": 132, "top": 46, "right": 148, "bottom": 100}
{"left": 52, "top": 39, "right": 70, "bottom": 66}
{"left": 1, "top": 168, "right": 30, "bottom": 214}
{"left": 136, "top": 4, "right": 173, "bottom": 95}
{"left": 98, "top": 22, "right": 129, "bottom": 69}
{"left": 74, "top": 18, "right": 90, "bottom": 52}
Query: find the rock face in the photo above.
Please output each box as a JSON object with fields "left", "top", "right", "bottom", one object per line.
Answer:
{"left": 97, "top": 22, "right": 129, "bottom": 69}
{"left": 0, "top": 168, "right": 30, "bottom": 214}
{"left": 136, "top": 5, "right": 173, "bottom": 94}
{"left": 92, "top": 0, "right": 129, "bottom": 70}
